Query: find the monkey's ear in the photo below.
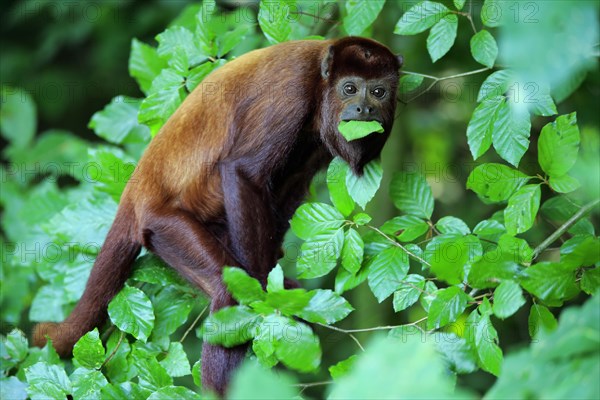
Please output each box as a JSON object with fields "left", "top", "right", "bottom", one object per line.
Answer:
{"left": 396, "top": 54, "right": 404, "bottom": 68}
{"left": 321, "top": 46, "right": 334, "bottom": 79}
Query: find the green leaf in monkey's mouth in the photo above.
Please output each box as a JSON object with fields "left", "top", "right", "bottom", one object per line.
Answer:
{"left": 338, "top": 120, "right": 385, "bottom": 141}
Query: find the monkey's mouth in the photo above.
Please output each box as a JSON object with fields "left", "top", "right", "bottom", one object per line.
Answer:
{"left": 341, "top": 118, "right": 383, "bottom": 125}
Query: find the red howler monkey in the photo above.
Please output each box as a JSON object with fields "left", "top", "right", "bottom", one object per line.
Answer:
{"left": 33, "top": 37, "right": 402, "bottom": 395}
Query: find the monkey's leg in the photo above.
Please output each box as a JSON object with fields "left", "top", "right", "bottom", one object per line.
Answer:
{"left": 33, "top": 205, "right": 141, "bottom": 356}
{"left": 141, "top": 209, "right": 245, "bottom": 396}
{"left": 219, "top": 161, "right": 280, "bottom": 282}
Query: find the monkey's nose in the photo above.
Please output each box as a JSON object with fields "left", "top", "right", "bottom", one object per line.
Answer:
{"left": 356, "top": 106, "right": 374, "bottom": 114}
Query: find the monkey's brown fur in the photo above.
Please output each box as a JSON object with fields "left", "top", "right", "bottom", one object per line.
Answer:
{"left": 33, "top": 37, "right": 401, "bottom": 395}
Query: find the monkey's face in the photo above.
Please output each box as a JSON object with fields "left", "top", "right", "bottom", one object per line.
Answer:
{"left": 321, "top": 73, "right": 398, "bottom": 175}
{"left": 337, "top": 76, "right": 395, "bottom": 126}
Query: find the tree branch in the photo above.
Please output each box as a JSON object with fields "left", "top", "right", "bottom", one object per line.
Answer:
{"left": 532, "top": 198, "right": 600, "bottom": 260}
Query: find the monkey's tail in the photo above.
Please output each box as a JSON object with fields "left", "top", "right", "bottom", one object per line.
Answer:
{"left": 32, "top": 204, "right": 141, "bottom": 356}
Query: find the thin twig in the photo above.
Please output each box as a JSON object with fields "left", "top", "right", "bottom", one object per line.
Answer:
{"left": 290, "top": 10, "right": 336, "bottom": 23}
{"left": 180, "top": 305, "right": 208, "bottom": 343}
{"left": 317, "top": 323, "right": 365, "bottom": 351}
{"left": 532, "top": 198, "right": 600, "bottom": 260}
{"left": 292, "top": 380, "right": 333, "bottom": 388}
{"left": 101, "top": 331, "right": 125, "bottom": 369}
{"left": 367, "top": 225, "right": 431, "bottom": 267}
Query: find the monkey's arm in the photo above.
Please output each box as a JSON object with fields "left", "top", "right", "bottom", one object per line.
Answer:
{"left": 219, "top": 160, "right": 279, "bottom": 282}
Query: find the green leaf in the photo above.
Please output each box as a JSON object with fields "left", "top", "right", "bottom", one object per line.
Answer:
{"left": 341, "top": 228, "right": 364, "bottom": 274}
{"left": 329, "top": 355, "right": 358, "bottom": 380}
{"left": 478, "top": 70, "right": 512, "bottom": 102}
{"left": 475, "top": 314, "right": 503, "bottom": 375}
{"left": 0, "top": 377, "right": 27, "bottom": 400}
{"left": 504, "top": 184, "right": 541, "bottom": 235}
{"left": 393, "top": 274, "right": 426, "bottom": 312}
{"left": 468, "top": 258, "right": 523, "bottom": 289}
{"left": 420, "top": 281, "right": 439, "bottom": 312}
{"left": 132, "top": 254, "right": 191, "bottom": 289}
{"left": 104, "top": 332, "right": 133, "bottom": 384}
{"left": 338, "top": 120, "right": 385, "bottom": 141}
{"left": 185, "top": 60, "right": 224, "bottom": 92}
{"left": 541, "top": 196, "right": 595, "bottom": 236}
{"left": 108, "top": 286, "right": 155, "bottom": 342}
{"left": 549, "top": 174, "right": 580, "bottom": 193}
{"left": 272, "top": 317, "right": 321, "bottom": 372}
{"left": 492, "top": 99, "right": 531, "bottom": 167}
{"left": 528, "top": 304, "right": 557, "bottom": 338}
{"left": 329, "top": 335, "right": 469, "bottom": 399}
{"left": 4, "top": 329, "right": 28, "bottom": 362}
{"left": 470, "top": 30, "right": 498, "bottom": 68}
{"left": 560, "top": 235, "right": 600, "bottom": 269}
{"left": 520, "top": 262, "right": 579, "bottom": 303}
{"left": 381, "top": 215, "right": 429, "bottom": 242}
{"left": 538, "top": 113, "right": 580, "bottom": 177}
{"left": 138, "top": 69, "right": 187, "bottom": 135}
{"left": 399, "top": 74, "right": 424, "bottom": 93}
{"left": 89, "top": 96, "right": 150, "bottom": 145}
{"left": 228, "top": 359, "right": 298, "bottom": 399}
{"left": 299, "top": 289, "right": 353, "bottom": 324}
{"left": 490, "top": 296, "right": 599, "bottom": 399}
{"left": 353, "top": 213, "right": 372, "bottom": 225}
{"left": 100, "top": 382, "right": 149, "bottom": 400}
{"left": 258, "top": 0, "right": 294, "bottom": 44}
{"left": 151, "top": 287, "right": 195, "bottom": 339}
{"left": 203, "top": 306, "right": 259, "bottom": 347}
{"left": 390, "top": 171, "right": 434, "bottom": 219}
{"left": 433, "top": 332, "right": 477, "bottom": 374}
{"left": 29, "top": 285, "right": 67, "bottom": 322}
{"left": 480, "top": 0, "right": 504, "bottom": 27}
{"left": 265, "top": 289, "right": 313, "bottom": 316}
{"left": 219, "top": 25, "right": 252, "bottom": 56}
{"left": 427, "top": 286, "right": 471, "bottom": 329}
{"left": 296, "top": 228, "right": 344, "bottom": 279}
{"left": 147, "top": 386, "right": 198, "bottom": 400}
{"left": 581, "top": 267, "right": 600, "bottom": 295}
{"left": 394, "top": 1, "right": 450, "bottom": 35}
{"left": 156, "top": 26, "right": 204, "bottom": 63}
{"left": 129, "top": 39, "right": 167, "bottom": 94}
{"left": 492, "top": 281, "right": 525, "bottom": 319}
{"left": 529, "top": 89, "right": 557, "bottom": 117}
{"left": 343, "top": 0, "right": 386, "bottom": 36}
{"left": 133, "top": 349, "right": 172, "bottom": 392}
{"left": 368, "top": 246, "right": 410, "bottom": 302}
{"left": 73, "top": 329, "right": 105, "bottom": 370}
{"left": 223, "top": 267, "right": 266, "bottom": 305}
{"left": 70, "top": 368, "right": 108, "bottom": 400}
{"left": 25, "top": 362, "right": 71, "bottom": 400}
{"left": 427, "top": 14, "right": 458, "bottom": 62}
{"left": 267, "top": 264, "right": 284, "bottom": 293}
{"left": 473, "top": 219, "right": 506, "bottom": 236}
{"left": 454, "top": 0, "right": 466, "bottom": 10}
{"left": 290, "top": 202, "right": 345, "bottom": 240}
{"left": 466, "top": 96, "right": 504, "bottom": 159}
{"left": 436, "top": 216, "right": 470, "bottom": 235}
{"left": 87, "top": 148, "right": 135, "bottom": 203}
{"left": 191, "top": 360, "right": 201, "bottom": 387}
{"left": 159, "top": 342, "right": 190, "bottom": 377}
{"left": 428, "top": 235, "right": 481, "bottom": 285}
{"left": 345, "top": 159, "right": 383, "bottom": 209}
{"left": 327, "top": 158, "right": 355, "bottom": 216}
{"left": 0, "top": 86, "right": 36, "bottom": 149}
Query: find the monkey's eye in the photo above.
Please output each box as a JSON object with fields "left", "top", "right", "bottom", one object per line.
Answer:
{"left": 372, "top": 88, "right": 386, "bottom": 98}
{"left": 343, "top": 84, "right": 357, "bottom": 95}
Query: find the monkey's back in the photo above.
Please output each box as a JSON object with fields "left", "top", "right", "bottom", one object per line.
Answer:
{"left": 123, "top": 40, "right": 329, "bottom": 228}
